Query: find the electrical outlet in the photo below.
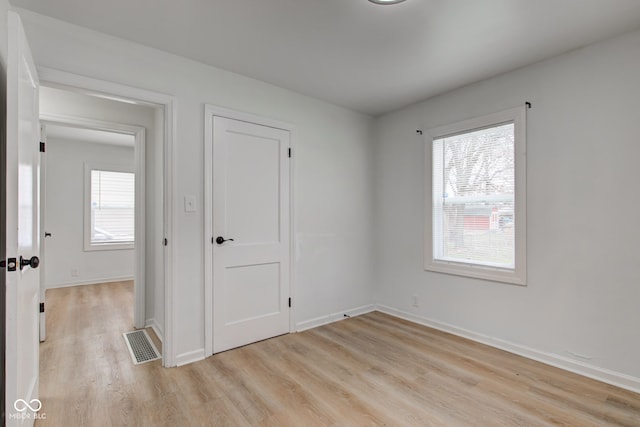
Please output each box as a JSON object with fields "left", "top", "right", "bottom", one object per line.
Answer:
{"left": 412, "top": 295, "right": 419, "bottom": 307}
{"left": 71, "top": 269, "right": 79, "bottom": 277}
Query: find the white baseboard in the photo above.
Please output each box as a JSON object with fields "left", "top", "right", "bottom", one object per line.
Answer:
{"left": 174, "top": 306, "right": 376, "bottom": 368}
{"left": 296, "top": 304, "right": 376, "bottom": 332}
{"left": 176, "top": 349, "right": 205, "bottom": 367}
{"left": 375, "top": 304, "right": 640, "bottom": 394}
{"left": 47, "top": 276, "right": 134, "bottom": 289}
{"left": 145, "top": 318, "right": 164, "bottom": 343}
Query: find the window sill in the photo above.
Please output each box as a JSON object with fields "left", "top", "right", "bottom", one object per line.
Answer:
{"left": 425, "top": 260, "right": 526, "bottom": 286}
{"left": 84, "top": 242, "right": 135, "bottom": 252}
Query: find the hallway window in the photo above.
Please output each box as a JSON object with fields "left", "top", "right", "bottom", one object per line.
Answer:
{"left": 85, "top": 166, "right": 135, "bottom": 250}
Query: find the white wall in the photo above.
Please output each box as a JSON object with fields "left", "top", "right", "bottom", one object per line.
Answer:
{"left": 40, "top": 86, "right": 164, "bottom": 334}
{"left": 18, "top": 9, "right": 375, "bottom": 361}
{"left": 44, "top": 137, "right": 135, "bottom": 286}
{"left": 374, "top": 29, "right": 640, "bottom": 386}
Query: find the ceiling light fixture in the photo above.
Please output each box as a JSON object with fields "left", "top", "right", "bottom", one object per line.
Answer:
{"left": 368, "top": 0, "right": 407, "bottom": 4}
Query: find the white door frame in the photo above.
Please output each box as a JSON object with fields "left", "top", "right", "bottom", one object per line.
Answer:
{"left": 203, "top": 104, "right": 296, "bottom": 357}
{"left": 37, "top": 67, "right": 178, "bottom": 367}
{"left": 39, "top": 113, "right": 146, "bottom": 329}
{"left": 39, "top": 124, "right": 47, "bottom": 342}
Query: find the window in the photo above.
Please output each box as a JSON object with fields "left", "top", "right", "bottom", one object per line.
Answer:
{"left": 425, "top": 107, "right": 526, "bottom": 285}
{"left": 84, "top": 165, "right": 135, "bottom": 251}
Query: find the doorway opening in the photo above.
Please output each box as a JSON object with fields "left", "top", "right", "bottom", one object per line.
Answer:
{"left": 38, "top": 85, "right": 159, "bottom": 337}
{"left": 36, "top": 68, "right": 176, "bottom": 367}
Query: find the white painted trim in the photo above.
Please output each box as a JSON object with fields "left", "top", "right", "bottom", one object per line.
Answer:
{"left": 375, "top": 305, "right": 640, "bottom": 394}
{"left": 176, "top": 349, "right": 206, "bottom": 367}
{"left": 296, "top": 304, "right": 376, "bottom": 332}
{"left": 203, "top": 107, "right": 214, "bottom": 357}
{"left": 145, "top": 318, "right": 164, "bottom": 343}
{"left": 203, "top": 104, "right": 297, "bottom": 358}
{"left": 37, "top": 67, "right": 173, "bottom": 107}
{"left": 40, "top": 113, "right": 145, "bottom": 329}
{"left": 162, "top": 98, "right": 177, "bottom": 368}
{"left": 40, "top": 112, "right": 147, "bottom": 135}
{"left": 47, "top": 276, "right": 135, "bottom": 289}
{"left": 424, "top": 106, "right": 527, "bottom": 286}
{"left": 40, "top": 124, "right": 48, "bottom": 342}
{"left": 38, "top": 67, "right": 177, "bottom": 367}
{"left": 288, "top": 129, "right": 297, "bottom": 334}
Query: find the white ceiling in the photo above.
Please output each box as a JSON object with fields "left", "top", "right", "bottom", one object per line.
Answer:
{"left": 46, "top": 124, "right": 135, "bottom": 147}
{"left": 12, "top": 0, "right": 640, "bottom": 116}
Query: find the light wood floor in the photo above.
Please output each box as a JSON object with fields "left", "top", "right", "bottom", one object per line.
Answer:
{"left": 37, "top": 282, "right": 640, "bottom": 426}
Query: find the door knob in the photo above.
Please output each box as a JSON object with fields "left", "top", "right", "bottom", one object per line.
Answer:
{"left": 215, "top": 236, "right": 235, "bottom": 245}
{"left": 20, "top": 256, "right": 40, "bottom": 270}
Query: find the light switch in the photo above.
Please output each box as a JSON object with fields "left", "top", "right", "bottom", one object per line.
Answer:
{"left": 184, "top": 195, "right": 196, "bottom": 212}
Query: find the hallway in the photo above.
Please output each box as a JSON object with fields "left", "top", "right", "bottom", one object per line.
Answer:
{"left": 38, "top": 281, "right": 162, "bottom": 425}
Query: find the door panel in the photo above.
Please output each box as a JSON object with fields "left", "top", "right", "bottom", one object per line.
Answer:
{"left": 226, "top": 132, "right": 281, "bottom": 244}
{"left": 224, "top": 262, "right": 281, "bottom": 325}
{"left": 212, "top": 117, "right": 290, "bottom": 354}
{"left": 5, "top": 11, "right": 41, "bottom": 426}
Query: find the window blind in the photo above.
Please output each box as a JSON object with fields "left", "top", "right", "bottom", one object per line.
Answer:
{"left": 433, "top": 123, "right": 515, "bottom": 268}
{"left": 90, "top": 170, "right": 135, "bottom": 244}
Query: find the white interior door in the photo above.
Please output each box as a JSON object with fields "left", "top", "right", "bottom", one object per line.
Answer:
{"left": 5, "top": 11, "right": 41, "bottom": 425}
{"left": 212, "top": 116, "right": 290, "bottom": 354}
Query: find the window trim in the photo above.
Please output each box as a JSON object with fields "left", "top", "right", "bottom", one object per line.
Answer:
{"left": 84, "top": 163, "right": 136, "bottom": 252}
{"left": 424, "top": 106, "right": 527, "bottom": 285}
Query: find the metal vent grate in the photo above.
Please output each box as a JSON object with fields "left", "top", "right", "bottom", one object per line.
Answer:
{"left": 123, "top": 330, "right": 161, "bottom": 365}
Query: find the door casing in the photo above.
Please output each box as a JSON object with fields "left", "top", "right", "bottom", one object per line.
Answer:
{"left": 39, "top": 124, "right": 46, "bottom": 341}
{"left": 37, "top": 67, "right": 178, "bottom": 367}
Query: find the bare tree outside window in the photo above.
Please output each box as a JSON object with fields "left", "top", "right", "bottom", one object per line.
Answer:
{"left": 434, "top": 123, "right": 515, "bottom": 268}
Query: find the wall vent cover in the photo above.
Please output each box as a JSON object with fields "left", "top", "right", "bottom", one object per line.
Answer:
{"left": 123, "top": 330, "right": 161, "bottom": 365}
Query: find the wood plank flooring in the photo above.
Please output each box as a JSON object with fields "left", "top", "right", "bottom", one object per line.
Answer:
{"left": 37, "top": 281, "right": 640, "bottom": 426}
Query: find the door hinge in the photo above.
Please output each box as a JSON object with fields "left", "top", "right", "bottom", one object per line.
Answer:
{"left": 163, "top": 238, "right": 168, "bottom": 246}
{"left": 288, "top": 147, "right": 292, "bottom": 158}
{"left": 40, "top": 141, "right": 45, "bottom": 152}
{"left": 40, "top": 302, "right": 45, "bottom": 313}
{"left": 288, "top": 297, "right": 291, "bottom": 308}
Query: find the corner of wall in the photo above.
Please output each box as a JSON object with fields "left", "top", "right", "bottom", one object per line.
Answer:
{"left": 145, "top": 318, "right": 164, "bottom": 343}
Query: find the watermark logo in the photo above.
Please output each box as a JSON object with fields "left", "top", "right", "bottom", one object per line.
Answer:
{"left": 14, "top": 399, "right": 42, "bottom": 412}
{"left": 9, "top": 398, "right": 46, "bottom": 420}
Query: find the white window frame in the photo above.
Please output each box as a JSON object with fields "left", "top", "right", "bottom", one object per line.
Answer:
{"left": 424, "top": 106, "right": 527, "bottom": 285}
{"left": 84, "top": 163, "right": 136, "bottom": 251}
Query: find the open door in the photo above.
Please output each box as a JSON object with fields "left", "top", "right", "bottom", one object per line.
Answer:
{"left": 5, "top": 11, "right": 42, "bottom": 426}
